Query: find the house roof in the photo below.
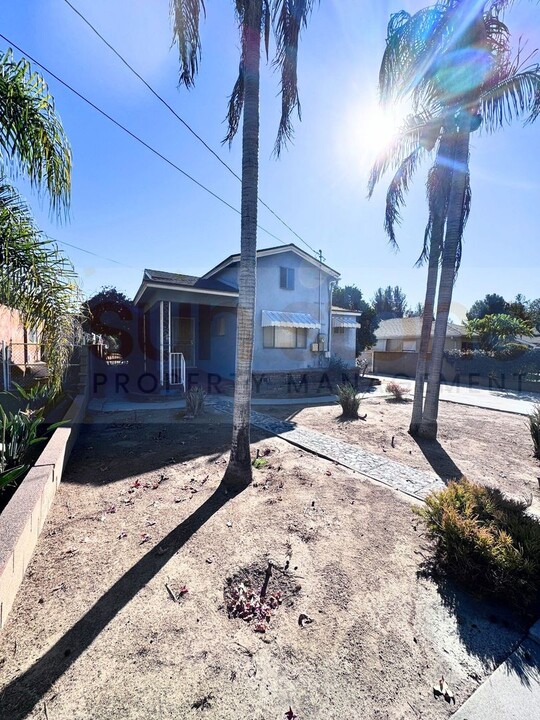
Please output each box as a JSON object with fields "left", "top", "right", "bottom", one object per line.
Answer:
{"left": 331, "top": 305, "right": 361, "bottom": 316}
{"left": 375, "top": 317, "right": 466, "bottom": 340}
{"left": 143, "top": 269, "right": 236, "bottom": 293}
{"left": 202, "top": 243, "right": 340, "bottom": 280}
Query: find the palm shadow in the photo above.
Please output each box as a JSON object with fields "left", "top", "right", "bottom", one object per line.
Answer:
{"left": 413, "top": 435, "right": 463, "bottom": 483}
{"left": 0, "top": 481, "right": 244, "bottom": 719}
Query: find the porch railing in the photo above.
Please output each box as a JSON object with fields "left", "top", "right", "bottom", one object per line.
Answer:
{"left": 169, "top": 352, "right": 186, "bottom": 389}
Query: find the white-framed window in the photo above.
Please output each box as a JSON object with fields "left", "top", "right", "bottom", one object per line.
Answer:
{"left": 217, "top": 316, "right": 226, "bottom": 336}
{"left": 333, "top": 326, "right": 346, "bottom": 335}
{"left": 279, "top": 267, "right": 295, "bottom": 290}
{"left": 263, "top": 326, "right": 307, "bottom": 348}
{"left": 403, "top": 339, "right": 417, "bottom": 352}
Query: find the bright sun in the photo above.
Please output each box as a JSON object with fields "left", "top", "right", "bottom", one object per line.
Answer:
{"left": 338, "top": 100, "right": 402, "bottom": 177}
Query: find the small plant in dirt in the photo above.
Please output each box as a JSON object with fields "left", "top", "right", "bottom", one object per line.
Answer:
{"left": 224, "top": 561, "right": 297, "bottom": 633}
{"left": 186, "top": 386, "right": 207, "bottom": 416}
{"left": 336, "top": 382, "right": 361, "bottom": 419}
{"left": 529, "top": 404, "right": 540, "bottom": 459}
{"left": 385, "top": 380, "right": 410, "bottom": 401}
{"left": 415, "top": 479, "right": 540, "bottom": 613}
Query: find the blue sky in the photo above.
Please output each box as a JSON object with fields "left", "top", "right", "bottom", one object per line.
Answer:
{"left": 3, "top": 0, "right": 539, "bottom": 321}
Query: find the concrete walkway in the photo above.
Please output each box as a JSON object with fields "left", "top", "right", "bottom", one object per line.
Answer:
{"left": 372, "top": 375, "right": 539, "bottom": 416}
{"left": 451, "top": 632, "right": 540, "bottom": 720}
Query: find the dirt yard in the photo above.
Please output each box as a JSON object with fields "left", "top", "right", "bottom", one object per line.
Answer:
{"left": 0, "top": 406, "right": 528, "bottom": 720}
{"left": 260, "top": 397, "right": 540, "bottom": 504}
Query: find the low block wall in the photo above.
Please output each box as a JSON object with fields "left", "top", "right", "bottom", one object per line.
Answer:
{"left": 0, "top": 390, "right": 88, "bottom": 629}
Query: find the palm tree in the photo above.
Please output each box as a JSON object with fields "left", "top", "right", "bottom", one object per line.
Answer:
{"left": 0, "top": 49, "right": 79, "bottom": 388}
{"left": 370, "top": 0, "right": 540, "bottom": 438}
{"left": 171, "top": 1, "right": 317, "bottom": 487}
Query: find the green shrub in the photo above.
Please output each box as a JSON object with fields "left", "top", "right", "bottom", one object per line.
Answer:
{"left": 186, "top": 386, "right": 207, "bottom": 417}
{"left": 336, "top": 383, "right": 360, "bottom": 419}
{"left": 415, "top": 479, "right": 540, "bottom": 612}
{"left": 529, "top": 404, "right": 540, "bottom": 459}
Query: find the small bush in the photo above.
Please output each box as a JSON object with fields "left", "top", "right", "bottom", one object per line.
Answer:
{"left": 186, "top": 386, "right": 207, "bottom": 417}
{"left": 336, "top": 382, "right": 360, "bottom": 419}
{"left": 385, "top": 380, "right": 410, "bottom": 401}
{"left": 529, "top": 404, "right": 540, "bottom": 459}
{"left": 415, "top": 479, "right": 540, "bottom": 612}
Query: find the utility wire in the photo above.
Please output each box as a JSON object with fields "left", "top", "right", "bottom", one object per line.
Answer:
{"left": 51, "top": 237, "right": 139, "bottom": 269}
{"left": 0, "top": 33, "right": 287, "bottom": 248}
{"left": 62, "top": 0, "right": 323, "bottom": 260}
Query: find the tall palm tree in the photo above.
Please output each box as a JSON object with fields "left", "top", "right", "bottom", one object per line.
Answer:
{"left": 171, "top": 1, "right": 317, "bottom": 487}
{"left": 370, "top": 0, "right": 540, "bottom": 438}
{"left": 0, "top": 49, "right": 78, "bottom": 388}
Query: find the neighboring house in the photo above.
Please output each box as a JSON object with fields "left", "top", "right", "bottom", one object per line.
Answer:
{"left": 373, "top": 317, "right": 469, "bottom": 353}
{"left": 0, "top": 305, "right": 42, "bottom": 365}
{"left": 362, "top": 316, "right": 470, "bottom": 377}
{"left": 133, "top": 244, "right": 360, "bottom": 388}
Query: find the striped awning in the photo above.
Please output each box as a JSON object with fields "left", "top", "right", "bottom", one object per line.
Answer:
{"left": 261, "top": 310, "right": 320, "bottom": 329}
{"left": 332, "top": 315, "right": 359, "bottom": 328}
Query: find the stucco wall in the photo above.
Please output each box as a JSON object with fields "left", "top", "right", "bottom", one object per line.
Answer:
{"left": 252, "top": 252, "right": 332, "bottom": 372}
{"left": 330, "top": 327, "right": 356, "bottom": 366}
{"left": 198, "top": 308, "right": 237, "bottom": 378}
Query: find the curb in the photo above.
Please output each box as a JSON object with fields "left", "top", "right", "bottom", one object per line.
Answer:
{"left": 0, "top": 390, "right": 88, "bottom": 630}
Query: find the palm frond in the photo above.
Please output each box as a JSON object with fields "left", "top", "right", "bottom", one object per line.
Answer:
{"left": 0, "top": 49, "right": 71, "bottom": 216}
{"left": 0, "top": 182, "right": 80, "bottom": 387}
{"left": 368, "top": 111, "right": 440, "bottom": 197}
{"left": 480, "top": 66, "right": 540, "bottom": 130}
{"left": 384, "top": 147, "right": 426, "bottom": 248}
{"left": 170, "top": 0, "right": 206, "bottom": 87}
{"left": 272, "top": 0, "right": 317, "bottom": 157}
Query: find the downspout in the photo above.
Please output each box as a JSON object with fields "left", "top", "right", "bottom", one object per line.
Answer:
{"left": 328, "top": 279, "right": 337, "bottom": 365}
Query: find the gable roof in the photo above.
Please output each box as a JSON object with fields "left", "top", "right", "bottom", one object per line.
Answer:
{"left": 376, "top": 317, "right": 466, "bottom": 339}
{"left": 202, "top": 243, "right": 340, "bottom": 280}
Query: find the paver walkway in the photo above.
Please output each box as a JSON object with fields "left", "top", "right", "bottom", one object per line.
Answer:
{"left": 209, "top": 398, "right": 445, "bottom": 501}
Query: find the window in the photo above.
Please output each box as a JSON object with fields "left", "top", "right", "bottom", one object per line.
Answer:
{"left": 333, "top": 326, "right": 345, "bottom": 335}
{"left": 279, "top": 266, "right": 294, "bottom": 290}
{"left": 263, "top": 326, "right": 307, "bottom": 348}
{"left": 403, "top": 339, "right": 417, "bottom": 352}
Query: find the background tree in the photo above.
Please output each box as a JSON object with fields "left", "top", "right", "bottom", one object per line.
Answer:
{"left": 83, "top": 286, "right": 134, "bottom": 356}
{"left": 372, "top": 285, "right": 408, "bottom": 319}
{"left": 466, "top": 313, "right": 533, "bottom": 352}
{"left": 332, "top": 284, "right": 379, "bottom": 351}
{"left": 527, "top": 298, "right": 540, "bottom": 332}
{"left": 171, "top": 1, "right": 318, "bottom": 487}
{"left": 405, "top": 302, "right": 424, "bottom": 318}
{"left": 0, "top": 49, "right": 78, "bottom": 388}
{"left": 466, "top": 293, "right": 508, "bottom": 320}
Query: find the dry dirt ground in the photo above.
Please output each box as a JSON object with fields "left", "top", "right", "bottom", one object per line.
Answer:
{"left": 261, "top": 397, "right": 540, "bottom": 504}
{"left": 0, "top": 407, "right": 530, "bottom": 720}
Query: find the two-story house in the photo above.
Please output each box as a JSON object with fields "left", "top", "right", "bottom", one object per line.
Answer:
{"left": 133, "top": 244, "right": 359, "bottom": 389}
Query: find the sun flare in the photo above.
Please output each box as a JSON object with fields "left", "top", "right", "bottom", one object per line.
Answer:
{"left": 338, "top": 101, "right": 403, "bottom": 177}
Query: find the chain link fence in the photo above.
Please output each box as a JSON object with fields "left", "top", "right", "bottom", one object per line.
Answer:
{"left": 0, "top": 341, "right": 83, "bottom": 393}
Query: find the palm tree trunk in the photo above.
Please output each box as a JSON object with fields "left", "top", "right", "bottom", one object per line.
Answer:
{"left": 223, "top": 2, "right": 262, "bottom": 489}
{"left": 408, "top": 226, "right": 441, "bottom": 435}
{"left": 420, "top": 129, "right": 470, "bottom": 439}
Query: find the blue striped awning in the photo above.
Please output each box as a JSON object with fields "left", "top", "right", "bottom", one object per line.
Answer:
{"left": 261, "top": 310, "right": 320, "bottom": 328}
{"left": 332, "top": 314, "right": 359, "bottom": 328}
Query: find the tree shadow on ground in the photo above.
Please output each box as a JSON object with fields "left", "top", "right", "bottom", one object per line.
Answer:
{"left": 0, "top": 481, "right": 245, "bottom": 719}
{"left": 418, "top": 565, "right": 536, "bottom": 688}
{"left": 413, "top": 435, "right": 463, "bottom": 483}
{"left": 62, "top": 408, "right": 241, "bottom": 486}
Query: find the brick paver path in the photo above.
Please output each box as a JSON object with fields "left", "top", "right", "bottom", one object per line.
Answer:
{"left": 209, "top": 399, "right": 446, "bottom": 501}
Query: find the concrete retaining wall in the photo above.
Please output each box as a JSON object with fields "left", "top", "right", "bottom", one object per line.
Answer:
{"left": 0, "top": 357, "right": 88, "bottom": 629}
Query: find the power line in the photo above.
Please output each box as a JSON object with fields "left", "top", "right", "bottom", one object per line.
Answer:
{"left": 62, "top": 0, "right": 323, "bottom": 260}
{"left": 51, "top": 237, "right": 138, "bottom": 269}
{"left": 0, "top": 32, "right": 287, "bottom": 248}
